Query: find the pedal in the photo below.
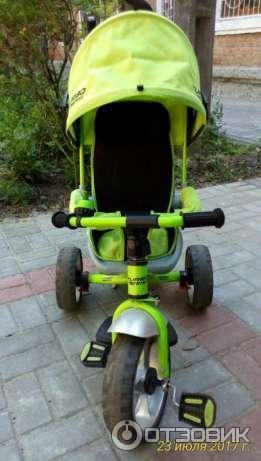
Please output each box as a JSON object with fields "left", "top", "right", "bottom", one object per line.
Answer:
{"left": 168, "top": 322, "right": 178, "bottom": 347}
{"left": 179, "top": 393, "right": 216, "bottom": 428}
{"left": 96, "top": 316, "right": 112, "bottom": 345}
{"left": 80, "top": 341, "right": 110, "bottom": 368}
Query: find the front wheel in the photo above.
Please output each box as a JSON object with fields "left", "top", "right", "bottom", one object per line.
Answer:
{"left": 103, "top": 335, "right": 169, "bottom": 436}
{"left": 185, "top": 245, "right": 213, "bottom": 312}
{"left": 56, "top": 246, "right": 83, "bottom": 312}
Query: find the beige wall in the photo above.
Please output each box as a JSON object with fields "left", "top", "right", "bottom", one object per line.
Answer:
{"left": 214, "top": 33, "right": 261, "bottom": 67}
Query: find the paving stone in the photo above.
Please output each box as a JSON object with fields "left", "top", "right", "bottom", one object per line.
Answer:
{"left": 69, "top": 354, "right": 103, "bottom": 381}
{"left": 0, "top": 324, "right": 54, "bottom": 359}
{"left": 207, "top": 382, "right": 254, "bottom": 425}
{"left": 0, "top": 439, "right": 21, "bottom": 461}
{"left": 171, "top": 357, "right": 233, "bottom": 400}
{"left": 37, "top": 361, "right": 87, "bottom": 419}
{"left": 217, "top": 348, "right": 261, "bottom": 400}
{"left": 20, "top": 409, "right": 103, "bottom": 461}
{"left": 0, "top": 386, "right": 5, "bottom": 410}
{"left": 233, "top": 264, "right": 261, "bottom": 289}
{"left": 0, "top": 306, "right": 17, "bottom": 337}
{"left": 37, "top": 291, "right": 56, "bottom": 307}
{"left": 198, "top": 319, "right": 256, "bottom": 354}
{"left": 224, "top": 405, "right": 261, "bottom": 452}
{"left": 228, "top": 295, "right": 261, "bottom": 333}
{"left": 179, "top": 305, "right": 235, "bottom": 336}
{"left": 2, "top": 223, "right": 41, "bottom": 238}
{"left": 0, "top": 284, "right": 33, "bottom": 305}
{"left": 171, "top": 344, "right": 210, "bottom": 372}
{"left": 78, "top": 306, "right": 108, "bottom": 338}
{"left": 19, "top": 252, "right": 58, "bottom": 272}
{"left": 214, "top": 268, "right": 238, "bottom": 287}
{"left": 209, "top": 243, "right": 241, "bottom": 258}
{"left": 52, "top": 318, "right": 89, "bottom": 357}
{"left": 18, "top": 248, "right": 56, "bottom": 263}
{"left": 26, "top": 268, "right": 54, "bottom": 294}
{"left": 58, "top": 438, "right": 118, "bottom": 461}
{"left": 9, "top": 296, "right": 46, "bottom": 330}
{"left": 8, "top": 237, "right": 31, "bottom": 255}
{"left": 0, "top": 259, "right": 21, "bottom": 277}
{"left": 0, "top": 273, "right": 26, "bottom": 291}
{"left": 26, "top": 233, "right": 52, "bottom": 250}
{"left": 82, "top": 371, "right": 103, "bottom": 405}
{"left": 0, "top": 410, "right": 13, "bottom": 443}
{"left": 0, "top": 341, "right": 64, "bottom": 381}
{"left": 213, "top": 251, "right": 256, "bottom": 271}
{"left": 214, "top": 279, "right": 256, "bottom": 304}
{"left": 241, "top": 336, "right": 261, "bottom": 366}
{"left": 0, "top": 244, "right": 12, "bottom": 258}
{"left": 4, "top": 373, "right": 51, "bottom": 434}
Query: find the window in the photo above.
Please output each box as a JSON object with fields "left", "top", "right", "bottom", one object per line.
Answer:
{"left": 221, "top": 0, "right": 261, "bottom": 18}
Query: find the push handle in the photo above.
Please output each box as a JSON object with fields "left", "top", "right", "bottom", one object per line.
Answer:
{"left": 183, "top": 208, "right": 225, "bottom": 229}
{"left": 51, "top": 209, "right": 225, "bottom": 230}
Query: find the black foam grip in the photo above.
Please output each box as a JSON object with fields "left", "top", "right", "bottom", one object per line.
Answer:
{"left": 51, "top": 212, "right": 76, "bottom": 229}
{"left": 183, "top": 208, "right": 225, "bottom": 229}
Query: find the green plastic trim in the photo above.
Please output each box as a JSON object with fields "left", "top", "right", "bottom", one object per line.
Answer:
{"left": 69, "top": 216, "right": 127, "bottom": 229}
{"left": 180, "top": 187, "right": 202, "bottom": 212}
{"left": 128, "top": 264, "right": 148, "bottom": 297}
{"left": 112, "top": 299, "right": 170, "bottom": 378}
{"left": 88, "top": 271, "right": 181, "bottom": 286}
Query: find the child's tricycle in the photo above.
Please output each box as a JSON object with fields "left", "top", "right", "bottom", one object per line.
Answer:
{"left": 52, "top": 4, "right": 225, "bottom": 439}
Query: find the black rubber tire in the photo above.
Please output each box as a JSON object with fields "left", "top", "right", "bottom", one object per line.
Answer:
{"left": 56, "top": 246, "right": 83, "bottom": 312}
{"left": 185, "top": 245, "right": 213, "bottom": 312}
{"left": 103, "top": 335, "right": 168, "bottom": 437}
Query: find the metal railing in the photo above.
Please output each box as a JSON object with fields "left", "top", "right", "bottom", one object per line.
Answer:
{"left": 221, "top": 0, "right": 261, "bottom": 17}
{"left": 161, "top": 0, "right": 175, "bottom": 21}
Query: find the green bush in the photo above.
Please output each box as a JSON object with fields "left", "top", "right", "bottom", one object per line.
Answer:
{"left": 0, "top": 177, "right": 32, "bottom": 205}
{"left": 0, "top": 76, "right": 64, "bottom": 182}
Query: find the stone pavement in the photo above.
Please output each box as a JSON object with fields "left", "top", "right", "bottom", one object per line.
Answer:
{"left": 213, "top": 80, "right": 261, "bottom": 143}
{"left": 0, "top": 178, "right": 261, "bottom": 461}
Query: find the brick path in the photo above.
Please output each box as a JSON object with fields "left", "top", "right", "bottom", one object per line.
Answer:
{"left": 0, "top": 179, "right": 261, "bottom": 460}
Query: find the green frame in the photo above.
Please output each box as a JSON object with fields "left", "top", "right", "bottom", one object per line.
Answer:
{"left": 69, "top": 174, "right": 202, "bottom": 382}
{"left": 86, "top": 270, "right": 181, "bottom": 378}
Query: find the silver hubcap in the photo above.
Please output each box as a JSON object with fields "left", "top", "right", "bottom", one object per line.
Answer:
{"left": 132, "top": 340, "right": 167, "bottom": 430}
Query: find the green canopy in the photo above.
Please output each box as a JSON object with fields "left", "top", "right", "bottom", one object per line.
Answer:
{"left": 67, "top": 11, "right": 206, "bottom": 146}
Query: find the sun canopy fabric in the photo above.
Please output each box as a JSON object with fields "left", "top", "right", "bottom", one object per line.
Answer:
{"left": 67, "top": 11, "right": 206, "bottom": 145}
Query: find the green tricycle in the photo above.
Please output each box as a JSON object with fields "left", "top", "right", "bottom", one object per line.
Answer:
{"left": 52, "top": 5, "right": 225, "bottom": 439}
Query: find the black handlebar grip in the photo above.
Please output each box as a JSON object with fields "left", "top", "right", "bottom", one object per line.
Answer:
{"left": 183, "top": 208, "right": 225, "bottom": 229}
{"left": 52, "top": 211, "right": 72, "bottom": 229}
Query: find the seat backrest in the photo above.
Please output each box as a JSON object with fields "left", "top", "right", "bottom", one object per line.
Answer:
{"left": 93, "top": 101, "right": 173, "bottom": 213}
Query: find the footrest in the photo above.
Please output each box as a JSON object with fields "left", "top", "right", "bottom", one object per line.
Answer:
{"left": 80, "top": 341, "right": 110, "bottom": 368}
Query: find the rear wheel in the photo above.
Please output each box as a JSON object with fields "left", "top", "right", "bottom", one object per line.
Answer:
{"left": 103, "top": 335, "right": 169, "bottom": 437}
{"left": 56, "top": 246, "right": 83, "bottom": 312}
{"left": 185, "top": 245, "right": 213, "bottom": 312}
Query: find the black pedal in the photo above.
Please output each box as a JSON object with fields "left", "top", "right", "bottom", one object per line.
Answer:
{"left": 80, "top": 341, "right": 110, "bottom": 368}
{"left": 168, "top": 322, "right": 178, "bottom": 347}
{"left": 96, "top": 316, "right": 113, "bottom": 345}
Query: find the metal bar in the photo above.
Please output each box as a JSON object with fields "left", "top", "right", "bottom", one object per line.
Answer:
{"left": 79, "top": 144, "right": 85, "bottom": 188}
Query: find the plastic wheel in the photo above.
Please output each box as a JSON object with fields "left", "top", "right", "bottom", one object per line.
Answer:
{"left": 56, "top": 246, "right": 83, "bottom": 312}
{"left": 103, "top": 335, "right": 169, "bottom": 437}
{"left": 185, "top": 245, "right": 213, "bottom": 312}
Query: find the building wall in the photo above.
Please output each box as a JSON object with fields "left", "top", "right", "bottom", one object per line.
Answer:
{"left": 214, "top": 32, "right": 261, "bottom": 67}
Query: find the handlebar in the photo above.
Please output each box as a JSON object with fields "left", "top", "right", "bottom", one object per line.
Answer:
{"left": 52, "top": 209, "right": 225, "bottom": 230}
